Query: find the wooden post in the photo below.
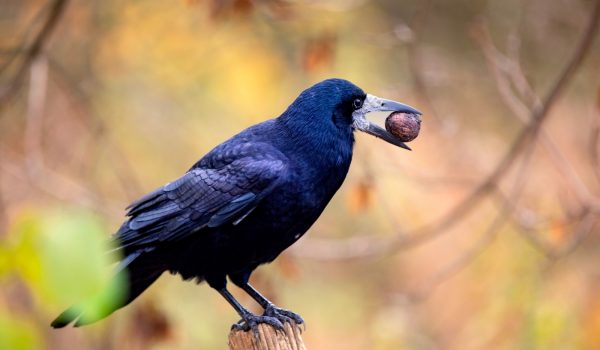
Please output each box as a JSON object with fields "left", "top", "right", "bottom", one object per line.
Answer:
{"left": 228, "top": 323, "right": 306, "bottom": 350}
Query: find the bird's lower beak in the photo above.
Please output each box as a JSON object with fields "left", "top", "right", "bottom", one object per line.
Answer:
{"left": 352, "top": 94, "right": 421, "bottom": 151}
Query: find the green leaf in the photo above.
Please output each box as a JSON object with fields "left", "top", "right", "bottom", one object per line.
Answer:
{"left": 9, "top": 208, "right": 125, "bottom": 312}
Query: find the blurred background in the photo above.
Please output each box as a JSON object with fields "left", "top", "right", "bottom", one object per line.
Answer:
{"left": 1, "top": 0, "right": 599, "bottom": 349}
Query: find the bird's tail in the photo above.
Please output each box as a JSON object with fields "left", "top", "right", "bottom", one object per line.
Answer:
{"left": 51, "top": 251, "right": 164, "bottom": 328}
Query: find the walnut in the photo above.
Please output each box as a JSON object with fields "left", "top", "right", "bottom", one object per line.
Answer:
{"left": 385, "top": 112, "right": 421, "bottom": 142}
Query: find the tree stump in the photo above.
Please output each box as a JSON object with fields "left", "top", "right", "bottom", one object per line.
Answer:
{"left": 228, "top": 323, "right": 306, "bottom": 350}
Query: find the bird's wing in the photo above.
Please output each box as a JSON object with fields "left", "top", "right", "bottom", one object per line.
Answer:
{"left": 113, "top": 143, "right": 288, "bottom": 250}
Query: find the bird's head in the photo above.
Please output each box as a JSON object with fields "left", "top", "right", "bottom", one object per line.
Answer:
{"left": 281, "top": 78, "right": 421, "bottom": 151}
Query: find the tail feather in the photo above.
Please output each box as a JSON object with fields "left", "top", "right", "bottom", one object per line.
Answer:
{"left": 51, "top": 251, "right": 164, "bottom": 328}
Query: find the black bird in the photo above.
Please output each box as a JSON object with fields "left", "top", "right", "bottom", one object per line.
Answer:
{"left": 51, "top": 78, "right": 420, "bottom": 330}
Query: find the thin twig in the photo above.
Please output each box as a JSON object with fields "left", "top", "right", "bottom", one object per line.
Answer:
{"left": 474, "top": 23, "right": 600, "bottom": 212}
{"left": 589, "top": 107, "right": 600, "bottom": 183}
{"left": 514, "top": 207, "right": 596, "bottom": 260}
{"left": 24, "top": 56, "right": 48, "bottom": 173}
{"left": 404, "top": 0, "right": 443, "bottom": 126}
{"left": 0, "top": 172, "right": 6, "bottom": 236}
{"left": 0, "top": 0, "right": 68, "bottom": 106}
{"left": 48, "top": 57, "right": 143, "bottom": 199}
{"left": 409, "top": 133, "right": 537, "bottom": 301}
{"left": 550, "top": 210, "right": 598, "bottom": 258}
{"left": 0, "top": 154, "right": 123, "bottom": 218}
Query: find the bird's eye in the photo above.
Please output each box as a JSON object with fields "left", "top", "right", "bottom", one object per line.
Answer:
{"left": 352, "top": 98, "right": 363, "bottom": 110}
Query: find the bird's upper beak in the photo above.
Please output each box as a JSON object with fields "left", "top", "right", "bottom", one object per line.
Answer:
{"left": 352, "top": 94, "right": 421, "bottom": 151}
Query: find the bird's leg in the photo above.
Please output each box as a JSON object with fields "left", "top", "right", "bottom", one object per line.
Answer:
{"left": 217, "top": 287, "right": 284, "bottom": 332}
{"left": 236, "top": 283, "right": 305, "bottom": 327}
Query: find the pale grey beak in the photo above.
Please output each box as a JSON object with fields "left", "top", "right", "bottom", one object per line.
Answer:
{"left": 352, "top": 94, "right": 421, "bottom": 150}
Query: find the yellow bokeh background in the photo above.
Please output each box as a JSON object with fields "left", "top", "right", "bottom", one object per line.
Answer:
{"left": 1, "top": 0, "right": 599, "bottom": 349}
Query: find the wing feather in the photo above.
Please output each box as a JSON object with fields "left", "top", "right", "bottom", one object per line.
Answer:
{"left": 113, "top": 142, "right": 288, "bottom": 251}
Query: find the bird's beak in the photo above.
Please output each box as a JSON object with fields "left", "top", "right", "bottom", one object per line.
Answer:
{"left": 352, "top": 94, "right": 421, "bottom": 151}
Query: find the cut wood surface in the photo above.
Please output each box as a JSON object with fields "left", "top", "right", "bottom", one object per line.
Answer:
{"left": 228, "top": 322, "right": 306, "bottom": 350}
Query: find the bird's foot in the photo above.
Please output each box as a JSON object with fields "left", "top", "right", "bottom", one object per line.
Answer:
{"left": 263, "top": 305, "right": 305, "bottom": 329}
{"left": 231, "top": 312, "right": 285, "bottom": 334}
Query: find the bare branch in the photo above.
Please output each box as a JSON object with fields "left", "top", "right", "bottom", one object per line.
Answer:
{"left": 408, "top": 134, "right": 537, "bottom": 301}
{"left": 589, "top": 107, "right": 600, "bottom": 183}
{"left": 48, "top": 57, "right": 144, "bottom": 200}
{"left": 0, "top": 0, "right": 68, "bottom": 107}
{"left": 0, "top": 153, "right": 123, "bottom": 218}
{"left": 403, "top": 0, "right": 444, "bottom": 126}
{"left": 3, "top": 55, "right": 124, "bottom": 218}
{"left": 474, "top": 23, "right": 600, "bottom": 212}
{"left": 24, "top": 56, "right": 48, "bottom": 172}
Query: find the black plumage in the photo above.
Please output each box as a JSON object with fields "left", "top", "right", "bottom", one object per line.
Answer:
{"left": 51, "top": 78, "right": 420, "bottom": 330}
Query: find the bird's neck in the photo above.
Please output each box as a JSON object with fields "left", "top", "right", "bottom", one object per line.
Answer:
{"left": 275, "top": 115, "right": 354, "bottom": 179}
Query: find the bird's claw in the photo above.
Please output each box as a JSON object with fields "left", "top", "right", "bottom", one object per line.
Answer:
{"left": 231, "top": 313, "right": 285, "bottom": 334}
{"left": 264, "top": 305, "right": 305, "bottom": 329}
